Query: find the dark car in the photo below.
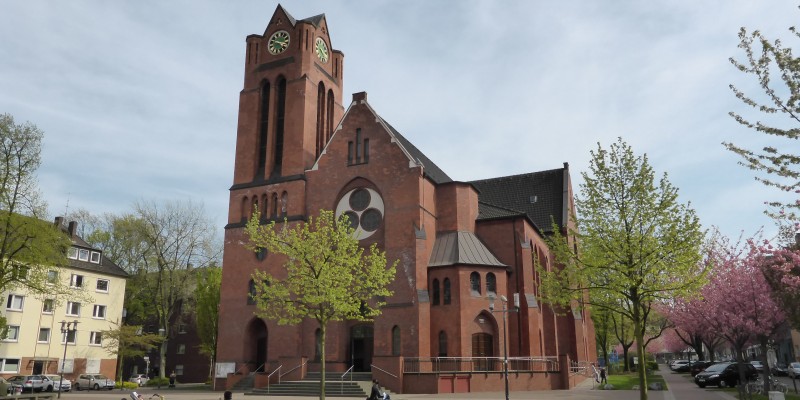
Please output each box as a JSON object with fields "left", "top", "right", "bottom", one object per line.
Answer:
{"left": 674, "top": 361, "right": 696, "bottom": 373}
{"left": 773, "top": 363, "right": 788, "bottom": 376}
{"left": 694, "top": 362, "right": 757, "bottom": 388}
{"left": 690, "top": 361, "right": 715, "bottom": 376}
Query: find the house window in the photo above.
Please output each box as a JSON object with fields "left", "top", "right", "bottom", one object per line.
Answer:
{"left": 93, "top": 305, "right": 106, "bottom": 319}
{"left": 12, "top": 265, "right": 28, "bottom": 280}
{"left": 66, "top": 301, "right": 81, "bottom": 316}
{"left": 78, "top": 249, "right": 89, "bottom": 261}
{"left": 38, "top": 328, "right": 51, "bottom": 343}
{"left": 89, "top": 332, "right": 102, "bottom": 345}
{"left": 62, "top": 330, "right": 76, "bottom": 344}
{"left": 178, "top": 324, "right": 187, "bottom": 334}
{"left": 42, "top": 299, "right": 54, "bottom": 313}
{"left": 470, "top": 272, "right": 481, "bottom": 296}
{"left": 90, "top": 251, "right": 101, "bottom": 263}
{"left": 177, "top": 344, "right": 186, "bottom": 354}
{"left": 431, "top": 279, "right": 440, "bottom": 306}
{"left": 70, "top": 274, "right": 84, "bottom": 288}
{"left": 67, "top": 247, "right": 78, "bottom": 259}
{"left": 1, "top": 359, "right": 19, "bottom": 373}
{"left": 47, "top": 270, "right": 58, "bottom": 284}
{"left": 438, "top": 331, "right": 448, "bottom": 357}
{"left": 175, "top": 365, "right": 184, "bottom": 376}
{"left": 3, "top": 326, "right": 19, "bottom": 341}
{"left": 486, "top": 273, "right": 496, "bottom": 296}
{"left": 443, "top": 278, "right": 451, "bottom": 305}
{"left": 96, "top": 279, "right": 109, "bottom": 292}
{"left": 6, "top": 294, "right": 23, "bottom": 311}
{"left": 391, "top": 326, "right": 401, "bottom": 356}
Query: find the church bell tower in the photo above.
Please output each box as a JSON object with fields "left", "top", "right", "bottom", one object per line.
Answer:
{"left": 228, "top": 4, "right": 344, "bottom": 224}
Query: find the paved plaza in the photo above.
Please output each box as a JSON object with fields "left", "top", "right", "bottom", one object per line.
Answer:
{"left": 42, "top": 369, "right": 763, "bottom": 400}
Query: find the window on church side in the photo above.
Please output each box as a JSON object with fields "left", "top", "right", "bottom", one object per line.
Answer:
{"left": 326, "top": 89, "right": 334, "bottom": 143}
{"left": 347, "top": 128, "right": 369, "bottom": 166}
{"left": 316, "top": 82, "right": 325, "bottom": 159}
{"left": 443, "top": 278, "right": 451, "bottom": 305}
{"left": 241, "top": 197, "right": 249, "bottom": 222}
{"left": 391, "top": 326, "right": 401, "bottom": 356}
{"left": 247, "top": 279, "right": 256, "bottom": 305}
{"left": 470, "top": 272, "right": 481, "bottom": 296}
{"left": 257, "top": 81, "right": 270, "bottom": 177}
{"left": 438, "top": 331, "right": 448, "bottom": 357}
{"left": 431, "top": 279, "right": 440, "bottom": 306}
{"left": 272, "top": 193, "right": 278, "bottom": 217}
{"left": 347, "top": 142, "right": 353, "bottom": 165}
{"left": 486, "top": 272, "right": 496, "bottom": 296}
{"left": 281, "top": 191, "right": 288, "bottom": 216}
{"left": 273, "top": 77, "right": 287, "bottom": 175}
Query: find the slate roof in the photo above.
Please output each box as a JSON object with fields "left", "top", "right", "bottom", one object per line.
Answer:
{"left": 381, "top": 119, "right": 453, "bottom": 185}
{"left": 279, "top": 5, "right": 324, "bottom": 28}
{"left": 428, "top": 231, "right": 506, "bottom": 268}
{"left": 57, "top": 223, "right": 128, "bottom": 278}
{"left": 470, "top": 167, "right": 567, "bottom": 233}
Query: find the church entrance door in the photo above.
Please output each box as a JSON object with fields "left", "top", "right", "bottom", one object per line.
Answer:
{"left": 349, "top": 325, "right": 374, "bottom": 372}
{"left": 472, "top": 333, "right": 494, "bottom": 371}
{"left": 246, "top": 319, "right": 268, "bottom": 372}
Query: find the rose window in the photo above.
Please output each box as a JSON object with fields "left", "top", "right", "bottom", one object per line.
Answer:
{"left": 335, "top": 188, "right": 384, "bottom": 240}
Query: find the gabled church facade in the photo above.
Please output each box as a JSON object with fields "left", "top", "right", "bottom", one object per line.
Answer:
{"left": 216, "top": 5, "right": 596, "bottom": 394}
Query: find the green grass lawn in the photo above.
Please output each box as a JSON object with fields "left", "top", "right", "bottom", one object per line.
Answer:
{"left": 601, "top": 373, "right": 667, "bottom": 390}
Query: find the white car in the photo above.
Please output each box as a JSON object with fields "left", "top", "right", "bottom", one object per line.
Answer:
{"left": 43, "top": 375, "right": 71, "bottom": 392}
{"left": 129, "top": 374, "right": 149, "bottom": 386}
{"left": 670, "top": 360, "right": 690, "bottom": 371}
{"left": 789, "top": 362, "right": 800, "bottom": 379}
{"left": 74, "top": 374, "right": 114, "bottom": 391}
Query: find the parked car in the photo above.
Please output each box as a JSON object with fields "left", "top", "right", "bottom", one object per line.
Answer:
{"left": 129, "top": 374, "right": 149, "bottom": 386}
{"left": 773, "top": 363, "right": 788, "bottom": 376}
{"left": 750, "top": 360, "right": 764, "bottom": 372}
{"left": 6, "top": 375, "right": 48, "bottom": 393}
{"left": 788, "top": 362, "right": 800, "bottom": 379}
{"left": 694, "top": 362, "right": 758, "bottom": 388}
{"left": 690, "top": 361, "right": 715, "bottom": 376}
{"left": 674, "top": 361, "right": 696, "bottom": 373}
{"left": 670, "top": 360, "right": 691, "bottom": 371}
{"left": 43, "top": 375, "right": 71, "bottom": 392}
{"left": 0, "top": 377, "right": 17, "bottom": 394}
{"left": 74, "top": 374, "right": 114, "bottom": 391}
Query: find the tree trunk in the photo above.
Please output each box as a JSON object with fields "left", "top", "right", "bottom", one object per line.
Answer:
{"left": 633, "top": 300, "right": 648, "bottom": 400}
{"left": 160, "top": 340, "right": 168, "bottom": 379}
{"left": 320, "top": 323, "right": 326, "bottom": 400}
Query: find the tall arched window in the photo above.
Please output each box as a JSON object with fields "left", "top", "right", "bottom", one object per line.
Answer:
{"left": 391, "top": 326, "right": 401, "bottom": 356}
{"left": 316, "top": 82, "right": 325, "bottom": 158}
{"left": 241, "top": 197, "right": 249, "bottom": 222}
{"left": 247, "top": 279, "right": 256, "bottom": 305}
{"left": 326, "top": 89, "right": 335, "bottom": 144}
{"left": 257, "top": 81, "right": 270, "bottom": 178}
{"left": 486, "top": 272, "right": 496, "bottom": 296}
{"left": 470, "top": 272, "right": 481, "bottom": 296}
{"left": 273, "top": 77, "right": 287, "bottom": 175}
{"left": 431, "top": 279, "right": 440, "bottom": 306}
{"left": 251, "top": 198, "right": 259, "bottom": 219}
{"left": 438, "top": 331, "right": 448, "bottom": 357}
{"left": 443, "top": 278, "right": 451, "bottom": 305}
{"left": 280, "top": 191, "right": 288, "bottom": 216}
{"left": 271, "top": 193, "right": 278, "bottom": 218}
{"left": 261, "top": 194, "right": 268, "bottom": 220}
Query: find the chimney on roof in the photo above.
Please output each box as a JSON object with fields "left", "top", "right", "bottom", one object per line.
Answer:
{"left": 67, "top": 221, "right": 77, "bottom": 238}
{"left": 352, "top": 92, "right": 367, "bottom": 103}
{"left": 54, "top": 216, "right": 64, "bottom": 228}
{"left": 563, "top": 162, "right": 569, "bottom": 170}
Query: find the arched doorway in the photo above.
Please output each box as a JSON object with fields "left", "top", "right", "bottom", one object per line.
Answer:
{"left": 349, "top": 325, "right": 374, "bottom": 372}
{"left": 245, "top": 319, "right": 268, "bottom": 372}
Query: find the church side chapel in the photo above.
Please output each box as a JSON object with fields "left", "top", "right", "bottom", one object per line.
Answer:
{"left": 216, "top": 5, "right": 596, "bottom": 395}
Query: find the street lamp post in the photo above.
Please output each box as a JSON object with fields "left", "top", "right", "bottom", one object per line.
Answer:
{"left": 489, "top": 294, "right": 518, "bottom": 400}
{"left": 58, "top": 320, "right": 79, "bottom": 399}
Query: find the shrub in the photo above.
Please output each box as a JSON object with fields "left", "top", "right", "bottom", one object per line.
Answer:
{"left": 146, "top": 377, "right": 171, "bottom": 387}
{"left": 116, "top": 381, "right": 139, "bottom": 390}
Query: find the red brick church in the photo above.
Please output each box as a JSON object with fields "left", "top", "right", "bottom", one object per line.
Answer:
{"left": 216, "top": 5, "right": 596, "bottom": 394}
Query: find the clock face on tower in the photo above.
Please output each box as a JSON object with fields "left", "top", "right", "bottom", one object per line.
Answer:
{"left": 268, "top": 30, "right": 290, "bottom": 55}
{"left": 314, "top": 37, "right": 329, "bottom": 63}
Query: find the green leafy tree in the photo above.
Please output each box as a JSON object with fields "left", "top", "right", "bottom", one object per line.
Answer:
{"left": 245, "top": 210, "right": 397, "bottom": 400}
{"left": 724, "top": 11, "right": 800, "bottom": 230}
{"left": 539, "top": 138, "right": 706, "bottom": 400}
{"left": 0, "top": 114, "right": 82, "bottom": 314}
{"left": 195, "top": 266, "right": 221, "bottom": 379}
{"left": 101, "top": 324, "right": 163, "bottom": 385}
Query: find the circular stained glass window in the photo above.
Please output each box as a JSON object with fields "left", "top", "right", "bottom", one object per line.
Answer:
{"left": 361, "top": 208, "right": 382, "bottom": 232}
{"left": 349, "top": 188, "right": 371, "bottom": 211}
{"left": 335, "top": 187, "right": 385, "bottom": 240}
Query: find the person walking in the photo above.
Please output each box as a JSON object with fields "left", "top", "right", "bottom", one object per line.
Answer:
{"left": 600, "top": 367, "right": 607, "bottom": 385}
{"left": 169, "top": 371, "right": 176, "bottom": 388}
{"left": 369, "top": 380, "right": 381, "bottom": 400}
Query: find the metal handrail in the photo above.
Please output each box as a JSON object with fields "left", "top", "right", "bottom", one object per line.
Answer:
{"left": 371, "top": 364, "right": 398, "bottom": 378}
{"left": 279, "top": 360, "right": 307, "bottom": 379}
{"left": 341, "top": 365, "right": 355, "bottom": 395}
{"left": 254, "top": 363, "right": 266, "bottom": 373}
{"left": 266, "top": 365, "right": 282, "bottom": 394}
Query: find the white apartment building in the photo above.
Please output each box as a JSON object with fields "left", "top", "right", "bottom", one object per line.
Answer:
{"left": 0, "top": 218, "right": 127, "bottom": 380}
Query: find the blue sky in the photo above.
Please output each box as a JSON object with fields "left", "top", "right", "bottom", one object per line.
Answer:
{"left": 1, "top": 1, "right": 797, "bottom": 242}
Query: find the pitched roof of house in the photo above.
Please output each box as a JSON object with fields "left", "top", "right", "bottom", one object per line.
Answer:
{"left": 428, "top": 231, "right": 506, "bottom": 268}
{"left": 470, "top": 167, "right": 567, "bottom": 233}
{"left": 55, "top": 219, "right": 128, "bottom": 278}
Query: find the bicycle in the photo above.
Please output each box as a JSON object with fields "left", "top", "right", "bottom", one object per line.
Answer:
{"left": 127, "top": 392, "right": 165, "bottom": 400}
